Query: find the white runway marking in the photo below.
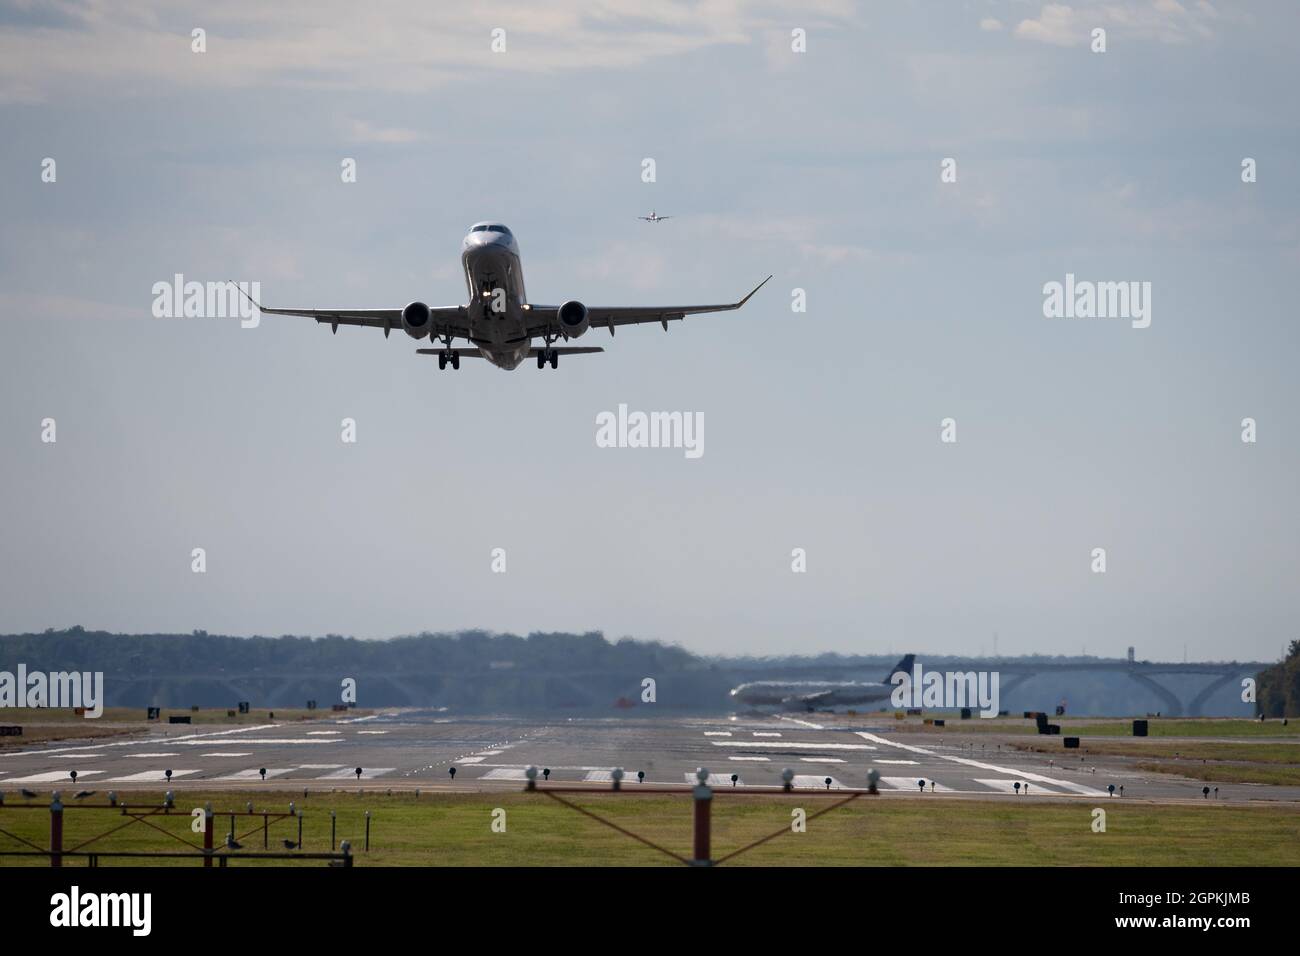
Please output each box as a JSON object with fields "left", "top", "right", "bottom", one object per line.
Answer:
{"left": 704, "top": 732, "right": 732, "bottom": 737}
{"left": 476, "top": 750, "right": 505, "bottom": 755}
{"left": 778, "top": 717, "right": 825, "bottom": 730}
{"left": 585, "top": 770, "right": 644, "bottom": 783}
{"left": 855, "top": 732, "right": 1108, "bottom": 796}
{"left": 357, "top": 731, "right": 388, "bottom": 735}
{"left": 101, "top": 770, "right": 201, "bottom": 783}
{"left": 199, "top": 752, "right": 251, "bottom": 758}
{"left": 791, "top": 774, "right": 846, "bottom": 790}
{"left": 710, "top": 741, "right": 875, "bottom": 751}
{"left": 306, "top": 731, "right": 341, "bottom": 736}
{"left": 975, "top": 779, "right": 1060, "bottom": 795}
{"left": 171, "top": 738, "right": 329, "bottom": 746}
{"left": 215, "top": 768, "right": 295, "bottom": 781}
{"left": 315, "top": 767, "right": 394, "bottom": 780}
{"left": 127, "top": 753, "right": 178, "bottom": 758}
{"left": 752, "top": 732, "right": 782, "bottom": 737}
{"left": 800, "top": 757, "right": 846, "bottom": 763}
{"left": 1, "top": 770, "right": 106, "bottom": 784}
{"left": 0, "top": 724, "right": 284, "bottom": 760}
{"left": 876, "top": 759, "right": 919, "bottom": 765}
{"left": 51, "top": 754, "right": 102, "bottom": 759}
{"left": 685, "top": 773, "right": 743, "bottom": 787}
{"left": 729, "top": 756, "right": 770, "bottom": 762}
{"left": 481, "top": 768, "right": 530, "bottom": 781}
{"left": 879, "top": 776, "right": 950, "bottom": 792}
{"left": 294, "top": 764, "right": 346, "bottom": 770}
{"left": 458, "top": 757, "right": 486, "bottom": 764}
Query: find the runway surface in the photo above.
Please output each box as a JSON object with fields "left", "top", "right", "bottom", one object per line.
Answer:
{"left": 2, "top": 711, "right": 1297, "bottom": 805}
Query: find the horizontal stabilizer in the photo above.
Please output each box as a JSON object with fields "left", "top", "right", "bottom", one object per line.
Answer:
{"left": 415, "top": 346, "right": 605, "bottom": 358}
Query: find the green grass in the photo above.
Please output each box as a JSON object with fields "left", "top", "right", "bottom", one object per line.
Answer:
{"left": 894, "top": 717, "right": 1300, "bottom": 738}
{"left": 1, "top": 790, "right": 1296, "bottom": 867}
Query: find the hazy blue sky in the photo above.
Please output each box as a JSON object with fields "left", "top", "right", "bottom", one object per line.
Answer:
{"left": 1, "top": 1, "right": 1296, "bottom": 662}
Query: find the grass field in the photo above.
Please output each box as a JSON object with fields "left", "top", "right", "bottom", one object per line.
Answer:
{"left": 0, "top": 707, "right": 368, "bottom": 750}
{"left": 1010, "top": 740, "right": 1300, "bottom": 785}
{"left": 1, "top": 789, "right": 1297, "bottom": 867}
{"left": 891, "top": 717, "right": 1300, "bottom": 737}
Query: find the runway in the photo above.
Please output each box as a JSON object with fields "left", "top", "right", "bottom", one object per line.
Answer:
{"left": 2, "top": 711, "right": 1297, "bottom": 805}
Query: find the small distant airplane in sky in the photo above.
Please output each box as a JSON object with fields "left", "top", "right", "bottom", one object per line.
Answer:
{"left": 637, "top": 210, "right": 672, "bottom": 223}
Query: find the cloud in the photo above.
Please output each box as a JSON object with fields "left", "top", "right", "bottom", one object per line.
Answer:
{"left": 979, "top": 18, "right": 1004, "bottom": 32}
{"left": 0, "top": 0, "right": 857, "bottom": 103}
{"left": 1013, "top": 0, "right": 1227, "bottom": 47}
{"left": 344, "top": 119, "right": 428, "bottom": 145}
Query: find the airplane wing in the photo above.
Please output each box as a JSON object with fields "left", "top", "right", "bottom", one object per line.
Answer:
{"left": 228, "top": 283, "right": 469, "bottom": 338}
{"left": 525, "top": 274, "right": 771, "bottom": 337}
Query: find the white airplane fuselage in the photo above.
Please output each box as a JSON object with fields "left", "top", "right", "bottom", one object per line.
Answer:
{"left": 460, "top": 222, "right": 532, "bottom": 369}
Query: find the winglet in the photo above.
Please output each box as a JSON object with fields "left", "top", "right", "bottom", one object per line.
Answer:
{"left": 737, "top": 274, "right": 773, "bottom": 307}
{"left": 226, "top": 279, "right": 264, "bottom": 312}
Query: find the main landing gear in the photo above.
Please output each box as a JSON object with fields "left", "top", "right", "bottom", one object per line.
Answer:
{"left": 437, "top": 350, "right": 460, "bottom": 370}
{"left": 537, "top": 335, "right": 560, "bottom": 369}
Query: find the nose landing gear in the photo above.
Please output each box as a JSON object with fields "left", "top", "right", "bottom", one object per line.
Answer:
{"left": 438, "top": 350, "right": 460, "bottom": 370}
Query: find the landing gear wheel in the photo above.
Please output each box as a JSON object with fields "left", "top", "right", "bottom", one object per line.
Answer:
{"left": 438, "top": 352, "right": 447, "bottom": 370}
{"left": 450, "top": 352, "right": 460, "bottom": 370}
{"left": 549, "top": 350, "right": 558, "bottom": 369}
{"left": 537, "top": 351, "right": 546, "bottom": 369}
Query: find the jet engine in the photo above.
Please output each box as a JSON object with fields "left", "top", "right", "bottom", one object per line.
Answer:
{"left": 402, "top": 301, "right": 432, "bottom": 339}
{"left": 557, "top": 300, "right": 589, "bottom": 338}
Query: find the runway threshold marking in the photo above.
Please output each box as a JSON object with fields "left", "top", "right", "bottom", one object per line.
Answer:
{"left": 481, "top": 768, "right": 530, "bottom": 781}
{"left": 684, "top": 773, "right": 743, "bottom": 787}
{"left": 315, "top": 767, "right": 395, "bottom": 780}
{"left": 790, "top": 774, "right": 846, "bottom": 790}
{"left": 1, "top": 770, "right": 107, "bottom": 784}
{"left": 974, "top": 778, "right": 1061, "bottom": 795}
{"left": 214, "top": 768, "right": 295, "bottom": 781}
{"left": 855, "top": 732, "right": 1108, "bottom": 796}
{"left": 879, "top": 776, "right": 951, "bottom": 792}
{"left": 100, "top": 770, "right": 201, "bottom": 783}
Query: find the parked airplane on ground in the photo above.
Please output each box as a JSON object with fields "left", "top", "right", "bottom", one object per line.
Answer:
{"left": 729, "top": 655, "right": 916, "bottom": 712}
{"left": 233, "top": 222, "right": 769, "bottom": 371}
{"left": 637, "top": 210, "right": 671, "bottom": 222}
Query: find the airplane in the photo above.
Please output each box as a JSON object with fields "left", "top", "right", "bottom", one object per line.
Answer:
{"left": 232, "top": 222, "right": 769, "bottom": 371}
{"left": 638, "top": 210, "right": 671, "bottom": 223}
{"left": 729, "top": 655, "right": 916, "bottom": 712}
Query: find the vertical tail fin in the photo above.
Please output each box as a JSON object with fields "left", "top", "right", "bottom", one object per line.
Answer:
{"left": 885, "top": 654, "right": 915, "bottom": 683}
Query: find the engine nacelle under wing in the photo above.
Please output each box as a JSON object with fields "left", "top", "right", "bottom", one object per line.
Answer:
{"left": 557, "top": 300, "right": 589, "bottom": 338}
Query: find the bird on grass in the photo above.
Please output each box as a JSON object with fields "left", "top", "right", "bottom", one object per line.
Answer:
{"left": 74, "top": 790, "right": 96, "bottom": 800}
{"left": 21, "top": 789, "right": 38, "bottom": 800}
{"left": 225, "top": 834, "right": 243, "bottom": 850}
{"left": 282, "top": 839, "right": 298, "bottom": 850}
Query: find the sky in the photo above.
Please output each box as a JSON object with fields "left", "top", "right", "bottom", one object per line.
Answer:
{"left": 0, "top": 1, "right": 1296, "bottom": 662}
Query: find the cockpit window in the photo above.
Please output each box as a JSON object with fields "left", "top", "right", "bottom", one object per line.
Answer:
{"left": 472, "top": 225, "right": 488, "bottom": 232}
{"left": 487, "top": 224, "right": 511, "bottom": 235}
